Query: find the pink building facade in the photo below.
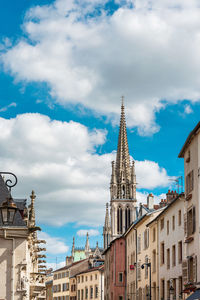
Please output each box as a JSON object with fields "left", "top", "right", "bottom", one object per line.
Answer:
{"left": 104, "top": 236, "right": 126, "bottom": 300}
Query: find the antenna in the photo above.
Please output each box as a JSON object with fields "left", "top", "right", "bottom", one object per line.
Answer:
{"left": 169, "top": 176, "right": 183, "bottom": 194}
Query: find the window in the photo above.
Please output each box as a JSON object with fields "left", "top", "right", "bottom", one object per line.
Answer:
{"left": 186, "top": 170, "right": 194, "bottom": 195}
{"left": 179, "top": 277, "right": 183, "bottom": 295}
{"left": 90, "top": 286, "right": 93, "bottom": 299}
{"left": 85, "top": 287, "right": 88, "bottom": 299}
{"left": 95, "top": 286, "right": 98, "bottom": 298}
{"left": 54, "top": 274, "right": 58, "bottom": 280}
{"left": 167, "top": 220, "right": 169, "bottom": 235}
{"left": 172, "top": 245, "right": 176, "bottom": 267}
{"left": 137, "top": 235, "right": 141, "bottom": 253}
{"left": 178, "top": 241, "right": 182, "bottom": 263}
{"left": 152, "top": 250, "right": 156, "bottom": 273}
{"left": 187, "top": 206, "right": 196, "bottom": 236}
{"left": 160, "top": 218, "right": 164, "bottom": 230}
{"left": 145, "top": 256, "right": 148, "bottom": 279}
{"left": 119, "top": 273, "right": 123, "bottom": 283}
{"left": 152, "top": 227, "right": 156, "bottom": 242}
{"left": 119, "top": 297, "right": 123, "bottom": 300}
{"left": 178, "top": 210, "right": 181, "bottom": 226}
{"left": 82, "top": 276, "right": 84, "bottom": 282}
{"left": 78, "top": 290, "right": 80, "bottom": 300}
{"left": 95, "top": 274, "right": 97, "bottom": 280}
{"left": 58, "top": 273, "right": 61, "bottom": 279}
{"left": 167, "top": 248, "right": 170, "bottom": 269}
{"left": 81, "top": 289, "right": 84, "bottom": 300}
{"left": 172, "top": 215, "right": 175, "bottom": 230}
{"left": 138, "top": 262, "right": 141, "bottom": 281}
{"left": 90, "top": 275, "right": 93, "bottom": 281}
{"left": 117, "top": 206, "right": 123, "bottom": 234}
{"left": 78, "top": 276, "right": 80, "bottom": 283}
{"left": 160, "top": 242, "right": 165, "bottom": 265}
{"left": 143, "top": 229, "right": 149, "bottom": 249}
{"left": 86, "top": 276, "right": 88, "bottom": 281}
{"left": 161, "top": 279, "right": 165, "bottom": 300}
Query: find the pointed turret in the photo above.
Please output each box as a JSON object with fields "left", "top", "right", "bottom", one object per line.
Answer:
{"left": 72, "top": 236, "right": 75, "bottom": 259}
{"left": 85, "top": 232, "right": 91, "bottom": 258}
{"left": 29, "top": 190, "right": 36, "bottom": 226}
{"left": 116, "top": 97, "right": 131, "bottom": 181}
{"left": 103, "top": 203, "right": 111, "bottom": 249}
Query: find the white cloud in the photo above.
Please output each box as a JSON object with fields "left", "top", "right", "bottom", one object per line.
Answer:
{"left": 77, "top": 229, "right": 100, "bottom": 237}
{"left": 184, "top": 104, "right": 193, "bottom": 115}
{"left": 0, "top": 102, "right": 17, "bottom": 112}
{"left": 135, "top": 160, "right": 169, "bottom": 189}
{"left": 137, "top": 191, "right": 166, "bottom": 205}
{"left": 2, "top": 0, "right": 200, "bottom": 134}
{"left": 38, "top": 232, "right": 69, "bottom": 254}
{"left": 0, "top": 113, "right": 171, "bottom": 226}
{"left": 46, "top": 261, "right": 65, "bottom": 271}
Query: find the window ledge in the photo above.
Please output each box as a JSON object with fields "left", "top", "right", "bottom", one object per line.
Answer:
{"left": 185, "top": 236, "right": 194, "bottom": 243}
{"left": 186, "top": 193, "right": 192, "bottom": 201}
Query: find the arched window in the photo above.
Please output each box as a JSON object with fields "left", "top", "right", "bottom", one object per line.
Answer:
{"left": 122, "top": 185, "right": 126, "bottom": 198}
{"left": 125, "top": 206, "right": 131, "bottom": 230}
{"left": 117, "top": 206, "right": 123, "bottom": 234}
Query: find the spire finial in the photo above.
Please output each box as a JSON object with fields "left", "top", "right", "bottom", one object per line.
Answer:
{"left": 121, "top": 95, "right": 124, "bottom": 107}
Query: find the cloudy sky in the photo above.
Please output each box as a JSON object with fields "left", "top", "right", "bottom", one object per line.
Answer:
{"left": 1, "top": 0, "right": 200, "bottom": 268}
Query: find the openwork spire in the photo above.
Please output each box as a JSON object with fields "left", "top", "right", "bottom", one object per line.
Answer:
{"left": 116, "top": 97, "right": 131, "bottom": 180}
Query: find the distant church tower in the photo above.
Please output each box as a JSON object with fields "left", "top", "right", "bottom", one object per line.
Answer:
{"left": 103, "top": 99, "right": 137, "bottom": 248}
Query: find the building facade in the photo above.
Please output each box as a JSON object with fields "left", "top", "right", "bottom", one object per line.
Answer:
{"left": 76, "top": 265, "right": 104, "bottom": 300}
{"left": 0, "top": 175, "right": 46, "bottom": 300}
{"left": 179, "top": 122, "right": 200, "bottom": 293}
{"left": 104, "top": 235, "right": 126, "bottom": 300}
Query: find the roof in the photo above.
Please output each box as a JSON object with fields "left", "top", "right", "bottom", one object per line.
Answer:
{"left": 178, "top": 121, "right": 200, "bottom": 158}
{"left": 103, "top": 235, "right": 125, "bottom": 255}
{"left": 75, "top": 264, "right": 104, "bottom": 277}
{"left": 147, "top": 193, "right": 184, "bottom": 227}
{"left": 53, "top": 259, "right": 87, "bottom": 273}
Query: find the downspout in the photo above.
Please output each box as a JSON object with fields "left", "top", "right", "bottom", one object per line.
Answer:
{"left": 156, "top": 221, "right": 159, "bottom": 300}
{"left": 125, "top": 237, "right": 127, "bottom": 300}
{"left": 4, "top": 229, "right": 15, "bottom": 300}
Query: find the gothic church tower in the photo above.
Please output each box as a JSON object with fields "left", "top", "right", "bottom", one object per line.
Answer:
{"left": 103, "top": 100, "right": 137, "bottom": 248}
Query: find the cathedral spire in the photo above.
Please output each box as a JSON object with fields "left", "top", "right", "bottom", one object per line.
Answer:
{"left": 103, "top": 203, "right": 111, "bottom": 249}
{"left": 116, "top": 97, "right": 131, "bottom": 181}
{"left": 104, "top": 203, "right": 110, "bottom": 228}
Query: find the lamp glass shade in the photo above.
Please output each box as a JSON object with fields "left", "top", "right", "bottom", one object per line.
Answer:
{"left": 8, "top": 208, "right": 16, "bottom": 223}
{"left": 1, "top": 207, "right": 8, "bottom": 223}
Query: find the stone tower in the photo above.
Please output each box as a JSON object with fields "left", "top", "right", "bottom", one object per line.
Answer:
{"left": 108, "top": 100, "right": 137, "bottom": 243}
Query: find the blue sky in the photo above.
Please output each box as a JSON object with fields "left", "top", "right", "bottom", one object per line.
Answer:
{"left": 1, "top": 0, "right": 200, "bottom": 268}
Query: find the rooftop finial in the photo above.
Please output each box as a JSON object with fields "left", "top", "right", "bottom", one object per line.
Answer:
{"left": 121, "top": 95, "right": 124, "bottom": 107}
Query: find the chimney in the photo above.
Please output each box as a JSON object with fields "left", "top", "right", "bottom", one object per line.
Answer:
{"left": 147, "top": 193, "right": 154, "bottom": 210}
{"left": 166, "top": 190, "right": 178, "bottom": 204}
{"left": 66, "top": 256, "right": 73, "bottom": 266}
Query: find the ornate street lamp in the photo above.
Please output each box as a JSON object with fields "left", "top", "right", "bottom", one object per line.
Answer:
{"left": 0, "top": 196, "right": 17, "bottom": 225}
{"left": 0, "top": 172, "right": 18, "bottom": 225}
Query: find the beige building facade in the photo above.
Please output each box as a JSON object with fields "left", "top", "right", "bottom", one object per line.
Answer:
{"left": 178, "top": 122, "right": 200, "bottom": 295}
{"left": 148, "top": 194, "right": 185, "bottom": 300}
{"left": 76, "top": 265, "right": 104, "bottom": 300}
{"left": 125, "top": 206, "right": 164, "bottom": 300}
